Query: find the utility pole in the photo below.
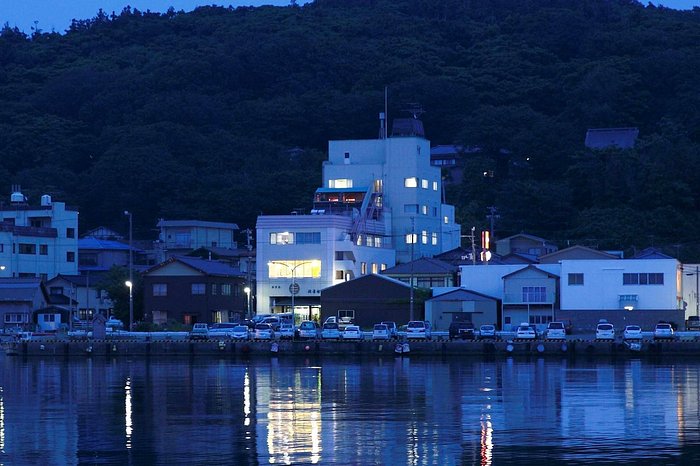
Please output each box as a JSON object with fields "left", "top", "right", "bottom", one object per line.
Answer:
{"left": 409, "top": 217, "right": 415, "bottom": 322}
{"left": 244, "top": 228, "right": 253, "bottom": 318}
{"left": 467, "top": 227, "right": 476, "bottom": 266}
{"left": 486, "top": 206, "right": 499, "bottom": 241}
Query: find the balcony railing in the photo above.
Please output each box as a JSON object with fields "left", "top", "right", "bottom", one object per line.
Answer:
{"left": 503, "top": 291, "right": 556, "bottom": 304}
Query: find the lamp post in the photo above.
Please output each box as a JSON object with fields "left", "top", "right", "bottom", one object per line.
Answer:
{"left": 244, "top": 286, "right": 251, "bottom": 319}
{"left": 268, "top": 260, "right": 313, "bottom": 324}
{"left": 124, "top": 210, "right": 133, "bottom": 332}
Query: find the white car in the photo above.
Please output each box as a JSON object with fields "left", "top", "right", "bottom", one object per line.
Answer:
{"left": 298, "top": 321, "right": 321, "bottom": 339}
{"left": 596, "top": 321, "right": 615, "bottom": 340}
{"left": 231, "top": 325, "right": 251, "bottom": 340}
{"left": 406, "top": 321, "right": 432, "bottom": 340}
{"left": 478, "top": 324, "right": 497, "bottom": 340}
{"left": 545, "top": 321, "right": 566, "bottom": 340}
{"left": 372, "top": 324, "right": 390, "bottom": 340}
{"left": 623, "top": 325, "right": 643, "bottom": 340}
{"left": 208, "top": 323, "right": 237, "bottom": 338}
{"left": 254, "top": 323, "right": 275, "bottom": 340}
{"left": 515, "top": 323, "right": 537, "bottom": 340}
{"left": 381, "top": 321, "right": 398, "bottom": 338}
{"left": 342, "top": 325, "right": 363, "bottom": 340}
{"left": 322, "top": 322, "right": 341, "bottom": 339}
{"left": 279, "top": 323, "right": 296, "bottom": 339}
{"left": 653, "top": 323, "right": 675, "bottom": 340}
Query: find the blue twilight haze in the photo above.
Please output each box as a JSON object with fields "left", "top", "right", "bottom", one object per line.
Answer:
{"left": 1, "top": 0, "right": 698, "bottom": 34}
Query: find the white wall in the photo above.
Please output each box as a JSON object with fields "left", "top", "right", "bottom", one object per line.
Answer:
{"left": 559, "top": 259, "right": 681, "bottom": 311}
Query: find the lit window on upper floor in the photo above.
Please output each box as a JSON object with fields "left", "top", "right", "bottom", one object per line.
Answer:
{"left": 371, "top": 263, "right": 378, "bottom": 274}
{"left": 361, "top": 262, "right": 367, "bottom": 275}
{"left": 432, "top": 181, "right": 438, "bottom": 191}
{"left": 443, "top": 216, "right": 449, "bottom": 224}
{"left": 406, "top": 233, "right": 417, "bottom": 244}
{"left": 381, "top": 263, "right": 387, "bottom": 271}
{"left": 421, "top": 179, "right": 429, "bottom": 189}
{"left": 329, "top": 178, "right": 353, "bottom": 188}
{"left": 404, "top": 177, "right": 418, "bottom": 188}
{"left": 270, "top": 232, "right": 294, "bottom": 245}
{"left": 374, "top": 236, "right": 382, "bottom": 248}
{"left": 421, "top": 231, "right": 428, "bottom": 244}
{"left": 421, "top": 205, "right": 428, "bottom": 215}
{"left": 432, "top": 232, "right": 438, "bottom": 245}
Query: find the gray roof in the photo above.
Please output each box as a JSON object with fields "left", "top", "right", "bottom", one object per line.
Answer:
{"left": 0, "top": 278, "right": 45, "bottom": 302}
{"left": 428, "top": 288, "right": 498, "bottom": 302}
{"left": 585, "top": 128, "right": 639, "bottom": 149}
{"left": 157, "top": 219, "right": 239, "bottom": 230}
{"left": 79, "top": 237, "right": 140, "bottom": 252}
{"left": 382, "top": 257, "right": 456, "bottom": 275}
{"left": 145, "top": 256, "right": 244, "bottom": 277}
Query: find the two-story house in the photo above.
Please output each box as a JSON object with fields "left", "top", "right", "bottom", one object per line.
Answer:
{"left": 142, "top": 256, "right": 247, "bottom": 325}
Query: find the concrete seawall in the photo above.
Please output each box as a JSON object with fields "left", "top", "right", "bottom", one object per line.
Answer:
{"left": 5, "top": 338, "right": 700, "bottom": 358}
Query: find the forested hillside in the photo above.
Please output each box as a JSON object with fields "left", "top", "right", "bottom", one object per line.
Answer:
{"left": 1, "top": 0, "right": 699, "bottom": 258}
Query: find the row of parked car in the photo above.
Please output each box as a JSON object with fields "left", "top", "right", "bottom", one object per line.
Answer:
{"left": 596, "top": 320, "right": 677, "bottom": 341}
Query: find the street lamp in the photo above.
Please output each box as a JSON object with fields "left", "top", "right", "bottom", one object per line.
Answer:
{"left": 244, "top": 286, "right": 251, "bottom": 318}
{"left": 268, "top": 260, "right": 314, "bottom": 324}
{"left": 124, "top": 210, "right": 133, "bottom": 332}
{"left": 125, "top": 280, "right": 133, "bottom": 332}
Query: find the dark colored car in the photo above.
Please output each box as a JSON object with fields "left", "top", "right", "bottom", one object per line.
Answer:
{"left": 449, "top": 322, "right": 475, "bottom": 340}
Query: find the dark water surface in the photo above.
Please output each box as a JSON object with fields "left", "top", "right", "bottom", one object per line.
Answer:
{"left": 2, "top": 354, "right": 700, "bottom": 465}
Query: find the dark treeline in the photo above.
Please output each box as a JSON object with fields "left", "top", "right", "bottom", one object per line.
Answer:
{"left": 1, "top": 0, "right": 700, "bottom": 258}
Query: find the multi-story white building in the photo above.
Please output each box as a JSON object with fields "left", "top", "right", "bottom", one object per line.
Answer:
{"left": 255, "top": 116, "right": 461, "bottom": 320}
{"left": 0, "top": 190, "right": 79, "bottom": 281}
{"left": 256, "top": 214, "right": 395, "bottom": 322}
{"left": 154, "top": 219, "right": 239, "bottom": 262}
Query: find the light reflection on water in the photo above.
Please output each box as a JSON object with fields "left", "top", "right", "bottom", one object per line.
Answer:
{"left": 1, "top": 355, "right": 700, "bottom": 465}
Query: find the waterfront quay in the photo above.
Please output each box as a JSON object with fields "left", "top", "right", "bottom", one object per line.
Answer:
{"left": 6, "top": 336, "right": 700, "bottom": 358}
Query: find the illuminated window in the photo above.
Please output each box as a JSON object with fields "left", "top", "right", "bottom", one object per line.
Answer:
{"left": 373, "top": 236, "right": 382, "bottom": 247}
{"left": 356, "top": 234, "right": 362, "bottom": 246}
{"left": 406, "top": 233, "right": 417, "bottom": 244}
{"left": 381, "top": 263, "right": 387, "bottom": 271}
{"left": 443, "top": 216, "right": 449, "bottom": 224}
{"left": 432, "top": 232, "right": 438, "bottom": 245}
{"left": 432, "top": 181, "right": 438, "bottom": 191}
{"left": 361, "top": 262, "right": 367, "bottom": 275}
{"left": 270, "top": 232, "right": 294, "bottom": 244}
{"left": 404, "top": 177, "right": 418, "bottom": 188}
{"left": 329, "top": 178, "right": 353, "bottom": 188}
{"left": 421, "top": 230, "right": 428, "bottom": 244}
{"left": 268, "top": 260, "right": 322, "bottom": 279}
{"left": 421, "top": 205, "right": 428, "bottom": 215}
{"left": 421, "top": 179, "right": 429, "bottom": 189}
{"left": 371, "top": 263, "right": 378, "bottom": 274}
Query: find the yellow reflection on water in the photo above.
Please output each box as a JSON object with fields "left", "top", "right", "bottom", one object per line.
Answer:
{"left": 125, "top": 378, "right": 132, "bottom": 449}
{"left": 264, "top": 368, "right": 322, "bottom": 464}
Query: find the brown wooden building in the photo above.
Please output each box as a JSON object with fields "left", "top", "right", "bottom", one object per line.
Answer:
{"left": 320, "top": 274, "right": 418, "bottom": 328}
{"left": 142, "top": 256, "right": 247, "bottom": 326}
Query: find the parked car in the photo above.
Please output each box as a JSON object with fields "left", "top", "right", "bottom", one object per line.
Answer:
{"left": 623, "top": 325, "right": 643, "bottom": 340}
{"left": 231, "top": 325, "right": 251, "bottom": 340}
{"left": 596, "top": 320, "right": 615, "bottom": 340}
{"left": 338, "top": 316, "right": 354, "bottom": 331}
{"left": 322, "top": 322, "right": 341, "bottom": 339}
{"left": 449, "top": 322, "right": 475, "bottom": 340}
{"left": 406, "top": 321, "right": 432, "bottom": 340}
{"left": 106, "top": 316, "right": 124, "bottom": 330}
{"left": 254, "top": 323, "right": 275, "bottom": 340}
{"left": 261, "top": 317, "right": 282, "bottom": 331}
{"left": 653, "top": 322, "right": 675, "bottom": 340}
{"left": 544, "top": 321, "right": 566, "bottom": 340}
{"left": 686, "top": 315, "right": 700, "bottom": 331}
{"left": 208, "top": 323, "right": 238, "bottom": 338}
{"left": 324, "top": 316, "right": 337, "bottom": 325}
{"left": 381, "top": 321, "right": 398, "bottom": 338}
{"left": 478, "top": 324, "right": 497, "bottom": 340}
{"left": 342, "top": 325, "right": 364, "bottom": 340}
{"left": 372, "top": 324, "right": 390, "bottom": 340}
{"left": 189, "top": 323, "right": 210, "bottom": 341}
{"left": 279, "top": 323, "right": 296, "bottom": 340}
{"left": 515, "top": 323, "right": 537, "bottom": 340}
{"left": 298, "top": 321, "right": 321, "bottom": 339}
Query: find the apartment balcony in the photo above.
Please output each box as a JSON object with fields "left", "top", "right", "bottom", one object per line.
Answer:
{"left": 503, "top": 292, "right": 557, "bottom": 305}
